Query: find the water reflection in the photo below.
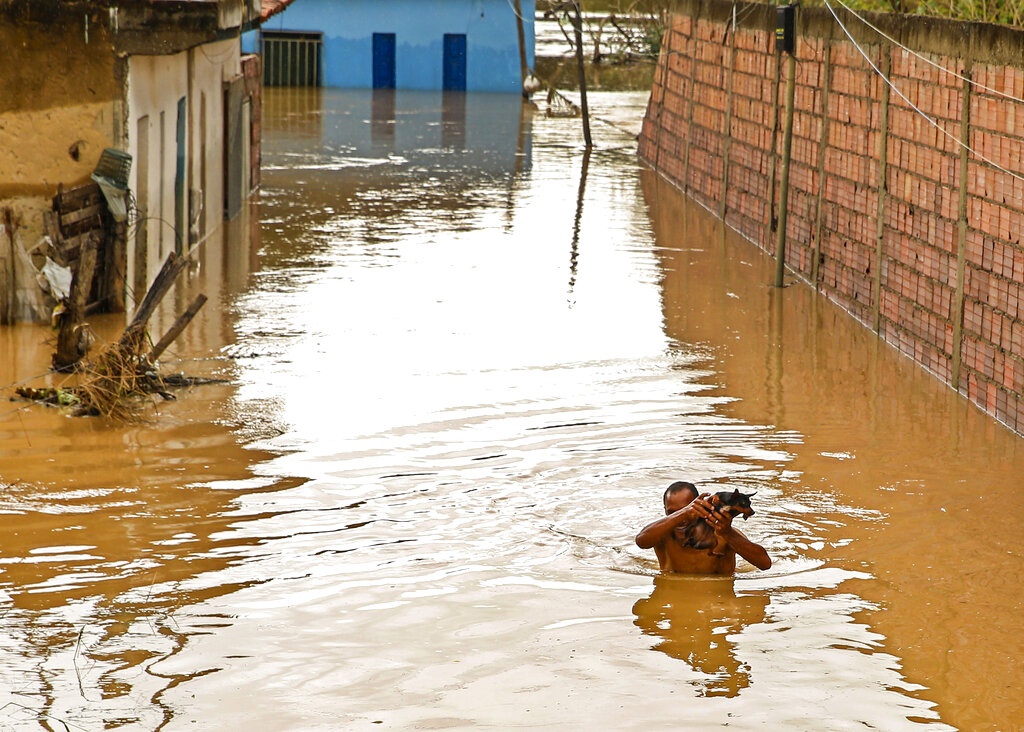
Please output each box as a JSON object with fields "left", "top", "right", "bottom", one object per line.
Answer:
{"left": 567, "top": 146, "right": 590, "bottom": 302}
{"left": 643, "top": 167, "right": 1024, "bottom": 730}
{"left": 258, "top": 88, "right": 535, "bottom": 273}
{"left": 370, "top": 88, "right": 395, "bottom": 149}
{"left": 633, "top": 575, "right": 768, "bottom": 697}
{"left": 262, "top": 86, "right": 324, "bottom": 139}
{"left": 2, "top": 88, "right": 1023, "bottom": 730}
{"left": 441, "top": 91, "right": 466, "bottom": 151}
{"left": 0, "top": 194, "right": 283, "bottom": 728}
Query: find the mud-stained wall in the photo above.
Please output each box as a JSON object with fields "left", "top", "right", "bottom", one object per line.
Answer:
{"left": 0, "top": 17, "right": 119, "bottom": 263}
{"left": 640, "top": 0, "right": 1024, "bottom": 436}
{"left": 126, "top": 38, "right": 243, "bottom": 309}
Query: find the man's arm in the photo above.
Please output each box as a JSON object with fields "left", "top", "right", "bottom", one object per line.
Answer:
{"left": 634, "top": 494, "right": 715, "bottom": 549}
{"left": 722, "top": 527, "right": 772, "bottom": 570}
{"left": 708, "top": 510, "right": 772, "bottom": 570}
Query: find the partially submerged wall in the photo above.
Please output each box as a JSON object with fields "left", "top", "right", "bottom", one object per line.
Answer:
{"left": 0, "top": 16, "right": 119, "bottom": 322}
{"left": 262, "top": 0, "right": 536, "bottom": 92}
{"left": 1, "top": 1, "right": 259, "bottom": 323}
{"left": 639, "top": 0, "right": 1024, "bottom": 435}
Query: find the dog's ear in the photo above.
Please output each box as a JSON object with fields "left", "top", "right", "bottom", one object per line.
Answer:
{"left": 748, "top": 491, "right": 756, "bottom": 498}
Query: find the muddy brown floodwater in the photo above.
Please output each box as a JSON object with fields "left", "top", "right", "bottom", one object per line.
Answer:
{"left": 1, "top": 87, "right": 1023, "bottom": 731}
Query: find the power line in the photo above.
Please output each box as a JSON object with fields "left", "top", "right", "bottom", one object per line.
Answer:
{"left": 823, "top": 0, "right": 1024, "bottom": 185}
{"left": 833, "top": 0, "right": 1024, "bottom": 106}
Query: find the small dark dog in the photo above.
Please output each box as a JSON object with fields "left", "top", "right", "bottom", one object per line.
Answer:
{"left": 679, "top": 489, "right": 756, "bottom": 557}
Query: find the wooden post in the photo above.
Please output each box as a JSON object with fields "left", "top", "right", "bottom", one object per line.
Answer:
{"left": 811, "top": 42, "right": 833, "bottom": 288}
{"left": 572, "top": 1, "right": 593, "bottom": 148}
{"left": 871, "top": 50, "right": 892, "bottom": 331}
{"left": 133, "top": 210, "right": 148, "bottom": 309}
{"left": 773, "top": 49, "right": 797, "bottom": 287}
{"left": 951, "top": 63, "right": 973, "bottom": 390}
{"left": 719, "top": 16, "right": 738, "bottom": 221}
{"left": 121, "top": 251, "right": 188, "bottom": 346}
{"left": 106, "top": 220, "right": 127, "bottom": 313}
{"left": 148, "top": 294, "right": 207, "bottom": 364}
{"left": 53, "top": 234, "right": 99, "bottom": 371}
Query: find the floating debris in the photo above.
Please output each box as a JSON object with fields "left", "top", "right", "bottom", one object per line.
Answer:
{"left": 15, "top": 251, "right": 222, "bottom": 421}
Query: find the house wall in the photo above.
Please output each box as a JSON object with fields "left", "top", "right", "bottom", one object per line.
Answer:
{"left": 126, "top": 38, "right": 242, "bottom": 309}
{"left": 261, "top": 0, "right": 535, "bottom": 92}
{"left": 0, "top": 18, "right": 120, "bottom": 321}
{"left": 639, "top": 0, "right": 1024, "bottom": 435}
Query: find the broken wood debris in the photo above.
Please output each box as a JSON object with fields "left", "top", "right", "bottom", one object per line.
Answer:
{"left": 53, "top": 234, "right": 99, "bottom": 371}
{"left": 17, "top": 251, "right": 221, "bottom": 421}
{"left": 15, "top": 373, "right": 228, "bottom": 415}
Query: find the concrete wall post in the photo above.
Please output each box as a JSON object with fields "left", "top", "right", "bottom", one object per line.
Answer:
{"left": 774, "top": 50, "right": 797, "bottom": 287}
{"left": 871, "top": 49, "right": 891, "bottom": 332}
{"left": 811, "top": 43, "right": 832, "bottom": 288}
{"left": 951, "top": 63, "right": 973, "bottom": 389}
{"left": 681, "top": 32, "right": 699, "bottom": 195}
{"left": 719, "top": 16, "right": 738, "bottom": 221}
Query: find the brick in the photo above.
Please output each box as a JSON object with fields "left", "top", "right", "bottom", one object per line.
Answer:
{"left": 643, "top": 10, "right": 1024, "bottom": 433}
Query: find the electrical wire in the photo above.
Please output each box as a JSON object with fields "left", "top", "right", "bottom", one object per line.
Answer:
{"left": 199, "top": 40, "right": 241, "bottom": 65}
{"left": 504, "top": 0, "right": 531, "bottom": 23}
{"left": 833, "top": 0, "right": 1024, "bottom": 106}
{"left": 823, "top": 0, "right": 1024, "bottom": 184}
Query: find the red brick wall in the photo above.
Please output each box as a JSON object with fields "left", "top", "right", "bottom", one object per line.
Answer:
{"left": 639, "top": 1, "right": 1024, "bottom": 436}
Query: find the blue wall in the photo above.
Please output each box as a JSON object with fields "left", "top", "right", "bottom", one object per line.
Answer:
{"left": 260, "top": 0, "right": 535, "bottom": 93}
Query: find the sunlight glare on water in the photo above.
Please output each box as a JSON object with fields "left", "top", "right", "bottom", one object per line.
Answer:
{"left": 0, "top": 87, "right": 1023, "bottom": 731}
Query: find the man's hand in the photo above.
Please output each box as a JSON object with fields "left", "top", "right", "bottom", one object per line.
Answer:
{"left": 685, "top": 493, "right": 718, "bottom": 521}
{"left": 707, "top": 506, "right": 735, "bottom": 536}
{"left": 635, "top": 492, "right": 716, "bottom": 549}
{"left": 708, "top": 507, "right": 772, "bottom": 571}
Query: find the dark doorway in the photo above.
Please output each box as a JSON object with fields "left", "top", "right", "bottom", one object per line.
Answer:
{"left": 174, "top": 96, "right": 186, "bottom": 254}
{"left": 373, "top": 33, "right": 397, "bottom": 89}
{"left": 443, "top": 34, "right": 467, "bottom": 91}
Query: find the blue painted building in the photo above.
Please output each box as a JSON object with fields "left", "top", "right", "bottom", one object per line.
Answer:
{"left": 253, "top": 0, "right": 535, "bottom": 93}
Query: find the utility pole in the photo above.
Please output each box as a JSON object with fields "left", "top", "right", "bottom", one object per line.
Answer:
{"left": 571, "top": 1, "right": 593, "bottom": 148}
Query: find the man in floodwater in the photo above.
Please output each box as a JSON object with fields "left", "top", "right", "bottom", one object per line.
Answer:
{"left": 635, "top": 481, "right": 771, "bottom": 574}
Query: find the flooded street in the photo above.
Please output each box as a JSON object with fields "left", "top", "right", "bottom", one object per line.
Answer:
{"left": 2, "top": 86, "right": 1024, "bottom": 731}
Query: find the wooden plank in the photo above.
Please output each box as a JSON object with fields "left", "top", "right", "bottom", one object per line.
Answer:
{"left": 55, "top": 182, "right": 102, "bottom": 212}
{"left": 61, "top": 219, "right": 103, "bottom": 242}
{"left": 60, "top": 191, "right": 103, "bottom": 214}
{"left": 60, "top": 204, "right": 104, "bottom": 229}
{"left": 57, "top": 230, "right": 97, "bottom": 262}
{"left": 148, "top": 294, "right": 207, "bottom": 363}
{"left": 84, "top": 299, "right": 105, "bottom": 316}
{"left": 42, "top": 210, "right": 62, "bottom": 249}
